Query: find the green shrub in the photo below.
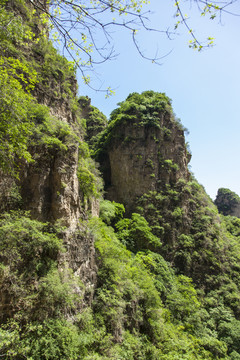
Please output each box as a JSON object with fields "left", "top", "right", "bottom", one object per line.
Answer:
{"left": 0, "top": 318, "right": 81, "bottom": 360}
{"left": 0, "top": 211, "right": 62, "bottom": 278}
{"left": 99, "top": 200, "right": 125, "bottom": 226}
{"left": 116, "top": 213, "right": 161, "bottom": 252}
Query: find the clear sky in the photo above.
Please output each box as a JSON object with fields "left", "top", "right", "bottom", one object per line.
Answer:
{"left": 76, "top": 0, "right": 240, "bottom": 200}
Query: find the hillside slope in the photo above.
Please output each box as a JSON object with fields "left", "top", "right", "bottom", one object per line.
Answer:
{"left": 1, "top": 2, "right": 240, "bottom": 359}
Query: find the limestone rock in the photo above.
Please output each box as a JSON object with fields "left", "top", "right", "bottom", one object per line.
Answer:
{"left": 215, "top": 188, "right": 240, "bottom": 217}
{"left": 97, "top": 92, "right": 191, "bottom": 214}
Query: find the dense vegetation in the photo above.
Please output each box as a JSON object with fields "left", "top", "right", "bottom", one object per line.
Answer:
{"left": 94, "top": 91, "right": 181, "bottom": 157}
{"left": 1, "top": 1, "right": 240, "bottom": 359}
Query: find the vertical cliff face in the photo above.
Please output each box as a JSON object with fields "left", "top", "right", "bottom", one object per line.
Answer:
{"left": 11, "top": 0, "right": 102, "bottom": 223}
{"left": 96, "top": 91, "right": 191, "bottom": 214}
{"left": 78, "top": 96, "right": 108, "bottom": 149}
{"left": 94, "top": 92, "right": 227, "bottom": 283}
{"left": 19, "top": 144, "right": 82, "bottom": 227}
{"left": 0, "top": 0, "right": 100, "bottom": 310}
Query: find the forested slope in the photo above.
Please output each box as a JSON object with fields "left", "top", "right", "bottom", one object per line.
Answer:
{"left": 1, "top": 1, "right": 240, "bottom": 359}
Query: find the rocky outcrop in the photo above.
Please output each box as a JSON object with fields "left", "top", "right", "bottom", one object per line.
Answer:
{"left": 78, "top": 96, "right": 108, "bottom": 149}
{"left": 19, "top": 144, "right": 82, "bottom": 228}
{"left": 96, "top": 92, "right": 191, "bottom": 214}
{"left": 215, "top": 188, "right": 240, "bottom": 217}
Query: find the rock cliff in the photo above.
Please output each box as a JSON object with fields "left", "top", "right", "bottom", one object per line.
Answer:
{"left": 0, "top": 0, "right": 99, "bottom": 311}
{"left": 215, "top": 187, "right": 240, "bottom": 217}
{"left": 2, "top": 3, "right": 240, "bottom": 359}
{"left": 96, "top": 91, "right": 191, "bottom": 215}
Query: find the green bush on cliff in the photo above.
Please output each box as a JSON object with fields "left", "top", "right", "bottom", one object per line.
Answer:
{"left": 33, "top": 37, "right": 78, "bottom": 108}
{"left": 0, "top": 2, "right": 80, "bottom": 174}
{"left": 116, "top": 212, "right": 161, "bottom": 252}
{"left": 32, "top": 103, "right": 79, "bottom": 151}
{"left": 0, "top": 2, "right": 39, "bottom": 173}
{"left": 94, "top": 91, "right": 175, "bottom": 159}
{"left": 109, "top": 91, "right": 172, "bottom": 128}
{"left": 77, "top": 142, "right": 103, "bottom": 199}
{"left": 78, "top": 97, "right": 108, "bottom": 150}
{"left": 0, "top": 56, "right": 37, "bottom": 173}
{"left": 0, "top": 211, "right": 62, "bottom": 277}
{"left": 99, "top": 199, "right": 125, "bottom": 226}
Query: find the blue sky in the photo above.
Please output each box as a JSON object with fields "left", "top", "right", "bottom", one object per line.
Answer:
{"left": 76, "top": 0, "right": 240, "bottom": 200}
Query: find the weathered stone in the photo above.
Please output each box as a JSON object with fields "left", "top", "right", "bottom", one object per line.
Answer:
{"left": 100, "top": 109, "right": 190, "bottom": 214}
{"left": 215, "top": 188, "right": 240, "bottom": 217}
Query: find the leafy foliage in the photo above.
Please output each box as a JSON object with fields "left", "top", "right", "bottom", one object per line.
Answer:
{"left": 78, "top": 96, "right": 108, "bottom": 150}
{"left": 78, "top": 142, "right": 103, "bottom": 199}
{"left": 95, "top": 91, "right": 174, "bottom": 157}
{"left": 0, "top": 211, "right": 62, "bottom": 277}
{"left": 0, "top": 57, "right": 36, "bottom": 173}
{"left": 0, "top": 1, "right": 39, "bottom": 173}
{"left": 109, "top": 91, "right": 173, "bottom": 128}
{"left": 99, "top": 199, "right": 125, "bottom": 226}
{"left": 0, "top": 212, "right": 85, "bottom": 358}
{"left": 89, "top": 217, "right": 224, "bottom": 360}
{"left": 1, "top": 3, "right": 240, "bottom": 360}
{"left": 32, "top": 103, "right": 79, "bottom": 151}
{"left": 116, "top": 212, "right": 161, "bottom": 252}
{"left": 0, "top": 1, "right": 80, "bottom": 175}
